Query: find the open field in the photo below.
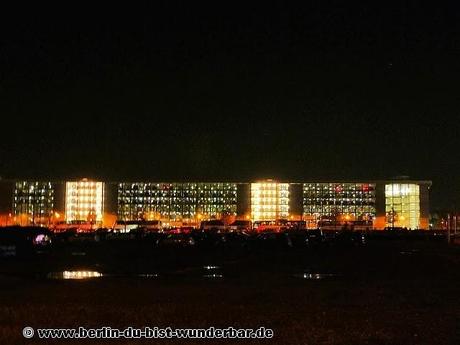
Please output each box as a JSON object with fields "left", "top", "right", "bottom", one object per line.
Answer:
{"left": 1, "top": 236, "right": 460, "bottom": 344}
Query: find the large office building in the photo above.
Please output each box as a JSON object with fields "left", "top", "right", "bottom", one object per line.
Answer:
{"left": 117, "top": 182, "right": 237, "bottom": 222}
{"left": 301, "top": 180, "right": 431, "bottom": 229}
{"left": 2, "top": 178, "right": 431, "bottom": 229}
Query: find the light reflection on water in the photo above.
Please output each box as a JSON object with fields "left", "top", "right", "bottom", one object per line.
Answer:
{"left": 71, "top": 252, "right": 87, "bottom": 256}
{"left": 203, "top": 273, "right": 224, "bottom": 279}
{"left": 47, "top": 270, "right": 103, "bottom": 280}
{"left": 136, "top": 273, "right": 158, "bottom": 278}
{"left": 400, "top": 249, "right": 420, "bottom": 255}
{"left": 46, "top": 266, "right": 228, "bottom": 280}
{"left": 46, "top": 271, "right": 161, "bottom": 280}
{"left": 293, "top": 272, "right": 339, "bottom": 280}
{"left": 202, "top": 265, "right": 223, "bottom": 278}
{"left": 203, "top": 265, "right": 220, "bottom": 270}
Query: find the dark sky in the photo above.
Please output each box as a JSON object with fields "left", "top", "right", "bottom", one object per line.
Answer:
{"left": 0, "top": 2, "right": 459, "bottom": 209}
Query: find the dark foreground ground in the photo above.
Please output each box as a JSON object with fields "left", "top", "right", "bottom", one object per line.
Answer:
{"left": 1, "top": 236, "right": 460, "bottom": 345}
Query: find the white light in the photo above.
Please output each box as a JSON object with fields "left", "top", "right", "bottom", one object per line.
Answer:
{"left": 65, "top": 180, "right": 104, "bottom": 222}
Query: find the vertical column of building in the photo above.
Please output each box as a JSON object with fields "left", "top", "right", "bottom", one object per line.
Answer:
{"left": 65, "top": 179, "right": 105, "bottom": 224}
{"left": 419, "top": 182, "right": 431, "bottom": 229}
{"left": 378, "top": 181, "right": 430, "bottom": 230}
{"left": 278, "top": 183, "right": 289, "bottom": 219}
{"left": 237, "top": 183, "right": 251, "bottom": 220}
{"left": 374, "top": 183, "right": 386, "bottom": 230}
{"left": 289, "top": 184, "right": 303, "bottom": 220}
{"left": 250, "top": 180, "right": 290, "bottom": 222}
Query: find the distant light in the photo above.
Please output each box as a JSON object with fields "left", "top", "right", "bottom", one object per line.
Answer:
{"left": 203, "top": 274, "right": 223, "bottom": 279}
{"left": 63, "top": 270, "right": 102, "bottom": 279}
{"left": 47, "top": 270, "right": 103, "bottom": 280}
{"left": 204, "top": 265, "right": 219, "bottom": 270}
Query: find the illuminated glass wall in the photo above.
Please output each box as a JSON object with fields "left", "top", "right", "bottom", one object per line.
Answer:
{"left": 13, "top": 181, "right": 54, "bottom": 225}
{"left": 303, "top": 183, "right": 376, "bottom": 223}
{"left": 385, "top": 184, "right": 420, "bottom": 229}
{"left": 250, "top": 181, "right": 289, "bottom": 221}
{"left": 65, "top": 180, "right": 104, "bottom": 222}
{"left": 117, "top": 183, "right": 237, "bottom": 221}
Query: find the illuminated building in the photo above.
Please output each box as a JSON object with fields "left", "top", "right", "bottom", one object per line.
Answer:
{"left": 2, "top": 178, "right": 432, "bottom": 230}
{"left": 377, "top": 180, "right": 430, "bottom": 229}
{"left": 250, "top": 181, "right": 289, "bottom": 221}
{"left": 13, "top": 181, "right": 54, "bottom": 225}
{"left": 302, "top": 180, "right": 431, "bottom": 229}
{"left": 385, "top": 183, "right": 420, "bottom": 229}
{"left": 117, "top": 182, "right": 237, "bottom": 221}
{"left": 303, "top": 183, "right": 376, "bottom": 224}
{"left": 65, "top": 180, "right": 104, "bottom": 223}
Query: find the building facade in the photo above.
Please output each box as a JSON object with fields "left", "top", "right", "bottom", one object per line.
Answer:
{"left": 13, "top": 181, "right": 54, "bottom": 226}
{"left": 250, "top": 181, "right": 289, "bottom": 221}
{"left": 117, "top": 182, "right": 237, "bottom": 222}
{"left": 65, "top": 180, "right": 105, "bottom": 223}
{"left": 302, "top": 180, "right": 431, "bottom": 230}
{"left": 303, "top": 182, "right": 376, "bottom": 225}
{"left": 4, "top": 178, "right": 431, "bottom": 229}
{"left": 384, "top": 183, "right": 423, "bottom": 229}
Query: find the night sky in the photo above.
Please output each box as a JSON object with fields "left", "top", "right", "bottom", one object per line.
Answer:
{"left": 1, "top": 3, "right": 459, "bottom": 210}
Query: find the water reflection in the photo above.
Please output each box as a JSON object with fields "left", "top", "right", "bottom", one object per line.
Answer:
{"left": 47, "top": 270, "right": 103, "bottom": 280}
{"left": 202, "top": 265, "right": 223, "bottom": 278}
{"left": 293, "top": 272, "right": 339, "bottom": 280}
{"left": 203, "top": 273, "right": 224, "bottom": 279}
{"left": 71, "top": 252, "right": 87, "bottom": 256}
{"left": 400, "top": 249, "right": 420, "bottom": 255}
{"left": 136, "top": 273, "right": 158, "bottom": 278}
{"left": 203, "top": 265, "right": 220, "bottom": 270}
